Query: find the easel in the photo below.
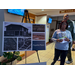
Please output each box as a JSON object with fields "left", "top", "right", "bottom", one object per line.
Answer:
{"left": 22, "top": 10, "right": 40, "bottom": 64}
{"left": 36, "top": 50, "right": 40, "bottom": 63}
{"left": 21, "top": 10, "right": 30, "bottom": 23}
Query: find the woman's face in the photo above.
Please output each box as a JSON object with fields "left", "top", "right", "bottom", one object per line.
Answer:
{"left": 61, "top": 22, "right": 67, "bottom": 30}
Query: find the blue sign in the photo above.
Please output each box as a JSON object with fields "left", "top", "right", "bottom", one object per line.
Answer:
{"left": 8, "top": 9, "right": 25, "bottom": 16}
{"left": 32, "top": 41, "right": 46, "bottom": 50}
{"left": 48, "top": 18, "right": 52, "bottom": 24}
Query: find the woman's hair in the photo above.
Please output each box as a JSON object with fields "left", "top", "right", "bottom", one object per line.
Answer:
{"left": 59, "top": 20, "right": 68, "bottom": 29}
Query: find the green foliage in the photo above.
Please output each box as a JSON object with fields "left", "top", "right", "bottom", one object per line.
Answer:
{"left": 17, "top": 56, "right": 22, "bottom": 61}
{"left": 3, "top": 51, "right": 22, "bottom": 62}
{"left": 0, "top": 62, "right": 6, "bottom": 65}
{"left": 3, "top": 52, "right": 13, "bottom": 60}
{"left": 14, "top": 51, "right": 20, "bottom": 56}
{"left": 2, "top": 62, "right": 6, "bottom": 65}
{"left": 0, "top": 62, "right": 1, "bottom": 65}
{"left": 15, "top": 51, "right": 22, "bottom": 61}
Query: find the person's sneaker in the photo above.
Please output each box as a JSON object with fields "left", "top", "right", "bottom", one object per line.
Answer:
{"left": 65, "top": 60, "right": 73, "bottom": 64}
{"left": 58, "top": 58, "right": 61, "bottom": 61}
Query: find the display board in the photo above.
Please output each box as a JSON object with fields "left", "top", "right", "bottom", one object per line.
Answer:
{"left": 2, "top": 21, "right": 46, "bottom": 52}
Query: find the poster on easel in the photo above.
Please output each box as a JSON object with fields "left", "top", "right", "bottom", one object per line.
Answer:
{"left": 2, "top": 21, "right": 46, "bottom": 52}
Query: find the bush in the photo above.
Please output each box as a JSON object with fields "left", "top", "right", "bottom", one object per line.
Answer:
{"left": 3, "top": 51, "right": 22, "bottom": 63}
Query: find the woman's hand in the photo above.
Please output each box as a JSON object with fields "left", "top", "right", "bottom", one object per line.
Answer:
{"left": 57, "top": 39, "right": 63, "bottom": 42}
{"left": 64, "top": 38, "right": 70, "bottom": 41}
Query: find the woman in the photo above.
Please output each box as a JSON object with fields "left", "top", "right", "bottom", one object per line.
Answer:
{"left": 51, "top": 21, "right": 72, "bottom": 65}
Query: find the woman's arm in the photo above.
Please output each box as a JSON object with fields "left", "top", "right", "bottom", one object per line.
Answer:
{"left": 51, "top": 31, "right": 57, "bottom": 42}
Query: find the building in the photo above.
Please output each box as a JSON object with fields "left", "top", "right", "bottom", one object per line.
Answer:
{"left": 4, "top": 24, "right": 28, "bottom": 36}
{"left": 33, "top": 24, "right": 45, "bottom": 32}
